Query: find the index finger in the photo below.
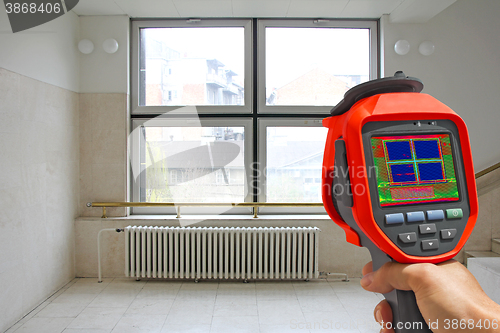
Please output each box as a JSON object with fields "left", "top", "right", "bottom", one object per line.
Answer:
{"left": 362, "top": 261, "right": 373, "bottom": 276}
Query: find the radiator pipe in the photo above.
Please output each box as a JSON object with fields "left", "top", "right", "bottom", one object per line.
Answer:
{"left": 97, "top": 228, "right": 124, "bottom": 283}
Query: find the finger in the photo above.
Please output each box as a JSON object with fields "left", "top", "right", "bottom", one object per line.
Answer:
{"left": 362, "top": 261, "right": 373, "bottom": 276}
{"left": 374, "top": 299, "right": 394, "bottom": 333}
{"left": 361, "top": 261, "right": 418, "bottom": 294}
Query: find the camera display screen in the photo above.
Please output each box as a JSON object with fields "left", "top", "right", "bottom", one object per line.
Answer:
{"left": 370, "top": 133, "right": 459, "bottom": 207}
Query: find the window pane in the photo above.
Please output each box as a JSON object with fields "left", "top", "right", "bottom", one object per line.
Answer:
{"left": 141, "top": 127, "right": 245, "bottom": 202}
{"left": 140, "top": 27, "right": 245, "bottom": 106}
{"left": 266, "top": 127, "right": 328, "bottom": 202}
{"left": 265, "top": 27, "right": 370, "bottom": 106}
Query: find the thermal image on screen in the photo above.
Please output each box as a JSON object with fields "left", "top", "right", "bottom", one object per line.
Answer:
{"left": 371, "top": 134, "right": 459, "bottom": 207}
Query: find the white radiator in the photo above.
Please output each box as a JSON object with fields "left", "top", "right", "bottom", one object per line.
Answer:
{"left": 125, "top": 226, "right": 320, "bottom": 280}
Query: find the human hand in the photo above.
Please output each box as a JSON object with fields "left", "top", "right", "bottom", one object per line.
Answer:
{"left": 360, "top": 260, "right": 500, "bottom": 333}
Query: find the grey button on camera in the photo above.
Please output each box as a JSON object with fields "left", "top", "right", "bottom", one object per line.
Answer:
{"left": 421, "top": 239, "right": 439, "bottom": 250}
{"left": 399, "top": 232, "right": 417, "bottom": 244}
{"left": 419, "top": 224, "right": 437, "bottom": 235}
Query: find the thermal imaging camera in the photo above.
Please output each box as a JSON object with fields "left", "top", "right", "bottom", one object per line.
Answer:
{"left": 322, "top": 72, "right": 478, "bottom": 332}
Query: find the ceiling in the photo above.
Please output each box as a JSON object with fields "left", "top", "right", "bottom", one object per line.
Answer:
{"left": 71, "top": 0, "right": 456, "bottom": 23}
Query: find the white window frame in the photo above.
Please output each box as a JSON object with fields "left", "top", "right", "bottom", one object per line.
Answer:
{"left": 131, "top": 19, "right": 253, "bottom": 115}
{"left": 257, "top": 118, "right": 328, "bottom": 214}
{"left": 257, "top": 19, "right": 378, "bottom": 114}
{"left": 130, "top": 117, "right": 253, "bottom": 215}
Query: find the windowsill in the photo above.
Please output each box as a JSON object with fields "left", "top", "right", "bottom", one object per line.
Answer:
{"left": 76, "top": 214, "right": 332, "bottom": 221}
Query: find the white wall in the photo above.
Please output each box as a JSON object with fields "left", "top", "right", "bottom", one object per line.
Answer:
{"left": 0, "top": 7, "right": 80, "bottom": 92}
{"left": 0, "top": 9, "right": 80, "bottom": 332}
{"left": 79, "top": 15, "right": 129, "bottom": 94}
{"left": 78, "top": 16, "right": 130, "bottom": 219}
{"left": 382, "top": 0, "right": 500, "bottom": 172}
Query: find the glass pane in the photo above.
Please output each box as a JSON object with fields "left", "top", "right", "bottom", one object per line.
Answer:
{"left": 265, "top": 27, "right": 370, "bottom": 106}
{"left": 140, "top": 27, "right": 245, "bottom": 106}
{"left": 141, "top": 127, "right": 245, "bottom": 202}
{"left": 266, "top": 127, "right": 328, "bottom": 202}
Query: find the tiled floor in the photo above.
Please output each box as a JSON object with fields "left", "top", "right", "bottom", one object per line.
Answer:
{"left": 7, "top": 277, "right": 384, "bottom": 333}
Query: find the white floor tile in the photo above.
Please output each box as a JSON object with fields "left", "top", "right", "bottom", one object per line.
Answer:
{"left": 108, "top": 277, "right": 146, "bottom": 285}
{"left": 336, "top": 292, "right": 381, "bottom": 313}
{"left": 125, "top": 297, "right": 174, "bottom": 316}
{"left": 180, "top": 281, "right": 219, "bottom": 290}
{"left": 175, "top": 289, "right": 217, "bottom": 301}
{"left": 302, "top": 310, "right": 356, "bottom": 330}
{"left": 63, "top": 282, "right": 109, "bottom": 295}
{"left": 6, "top": 277, "right": 385, "bottom": 333}
{"left": 35, "top": 303, "right": 86, "bottom": 318}
{"left": 257, "top": 299, "right": 305, "bottom": 326}
{"left": 73, "top": 278, "right": 113, "bottom": 285}
{"left": 215, "top": 294, "right": 257, "bottom": 305}
{"left": 164, "top": 300, "right": 215, "bottom": 325}
{"left": 67, "top": 307, "right": 127, "bottom": 330}
{"left": 63, "top": 329, "right": 111, "bottom": 333}
{"left": 213, "top": 303, "right": 258, "bottom": 317}
{"left": 259, "top": 323, "right": 310, "bottom": 333}
{"left": 136, "top": 288, "right": 179, "bottom": 300}
{"left": 297, "top": 295, "right": 345, "bottom": 313}
{"left": 14, "top": 317, "right": 74, "bottom": 333}
{"left": 292, "top": 281, "right": 335, "bottom": 297}
{"left": 143, "top": 280, "right": 183, "bottom": 290}
{"left": 51, "top": 293, "right": 98, "bottom": 306}
{"left": 328, "top": 278, "right": 364, "bottom": 293}
{"left": 160, "top": 324, "right": 211, "bottom": 333}
{"left": 144, "top": 279, "right": 184, "bottom": 289}
{"left": 210, "top": 315, "right": 259, "bottom": 333}
{"left": 216, "top": 281, "right": 256, "bottom": 296}
{"left": 111, "top": 314, "right": 167, "bottom": 333}
{"left": 87, "top": 293, "right": 137, "bottom": 308}
{"left": 255, "top": 282, "right": 297, "bottom": 300}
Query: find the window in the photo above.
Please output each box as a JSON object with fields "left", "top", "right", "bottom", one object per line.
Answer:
{"left": 258, "top": 119, "right": 329, "bottom": 214}
{"left": 132, "top": 19, "right": 253, "bottom": 114}
{"left": 131, "top": 19, "right": 378, "bottom": 214}
{"left": 258, "top": 19, "right": 378, "bottom": 114}
{"left": 264, "top": 124, "right": 328, "bottom": 203}
{"left": 265, "top": 27, "right": 370, "bottom": 107}
{"left": 139, "top": 27, "right": 244, "bottom": 107}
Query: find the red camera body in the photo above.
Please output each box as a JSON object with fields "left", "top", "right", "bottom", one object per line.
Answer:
{"left": 322, "top": 92, "right": 478, "bottom": 264}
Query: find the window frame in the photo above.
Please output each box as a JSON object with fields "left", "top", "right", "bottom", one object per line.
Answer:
{"left": 130, "top": 117, "right": 253, "bottom": 215}
{"left": 130, "top": 19, "right": 253, "bottom": 115}
{"left": 129, "top": 18, "right": 379, "bottom": 215}
{"left": 257, "top": 19, "right": 378, "bottom": 114}
{"left": 257, "top": 118, "right": 328, "bottom": 214}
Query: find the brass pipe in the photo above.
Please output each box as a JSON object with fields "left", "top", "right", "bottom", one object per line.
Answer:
{"left": 88, "top": 202, "right": 324, "bottom": 208}
{"left": 87, "top": 201, "right": 324, "bottom": 218}
{"left": 475, "top": 161, "right": 500, "bottom": 179}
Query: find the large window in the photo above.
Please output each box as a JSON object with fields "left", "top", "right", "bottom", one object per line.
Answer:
{"left": 130, "top": 19, "right": 378, "bottom": 214}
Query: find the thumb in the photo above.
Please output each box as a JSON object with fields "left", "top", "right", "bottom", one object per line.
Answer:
{"left": 360, "top": 261, "right": 422, "bottom": 294}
